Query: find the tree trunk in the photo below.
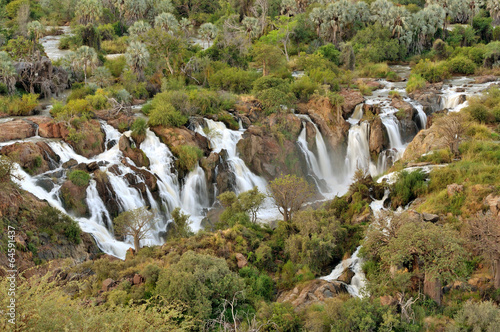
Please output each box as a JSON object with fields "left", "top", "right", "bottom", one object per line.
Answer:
{"left": 134, "top": 236, "right": 140, "bottom": 252}
{"left": 494, "top": 258, "right": 500, "bottom": 289}
{"left": 283, "top": 209, "right": 289, "bottom": 223}
{"left": 424, "top": 273, "right": 442, "bottom": 305}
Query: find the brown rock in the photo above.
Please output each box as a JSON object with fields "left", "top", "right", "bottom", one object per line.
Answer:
{"left": 277, "top": 279, "right": 347, "bottom": 310}
{"left": 424, "top": 274, "right": 442, "bottom": 305}
{"left": 118, "top": 136, "right": 149, "bottom": 167}
{"left": 60, "top": 180, "right": 88, "bottom": 216}
{"left": 422, "top": 213, "right": 439, "bottom": 223}
{"left": 0, "top": 141, "right": 59, "bottom": 175}
{"left": 235, "top": 253, "right": 248, "bottom": 268}
{"left": 151, "top": 125, "right": 209, "bottom": 156}
{"left": 401, "top": 124, "right": 448, "bottom": 162}
{"left": 337, "top": 268, "right": 355, "bottom": 284}
{"left": 369, "top": 117, "right": 388, "bottom": 154}
{"left": 102, "top": 278, "right": 116, "bottom": 292}
{"left": 133, "top": 274, "right": 144, "bottom": 285}
{"left": 339, "top": 89, "right": 364, "bottom": 116}
{"left": 473, "top": 75, "right": 497, "bottom": 84}
{"left": 0, "top": 119, "right": 37, "bottom": 142}
{"left": 484, "top": 194, "right": 500, "bottom": 216}
{"left": 447, "top": 183, "right": 464, "bottom": 197}
{"left": 380, "top": 295, "right": 397, "bottom": 306}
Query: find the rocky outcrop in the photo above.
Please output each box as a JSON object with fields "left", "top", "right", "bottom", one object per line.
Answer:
{"left": 118, "top": 136, "right": 149, "bottom": 167}
{"left": 401, "top": 124, "right": 448, "bottom": 162}
{"left": 235, "top": 253, "right": 248, "bottom": 268}
{"left": 151, "top": 125, "right": 210, "bottom": 156}
{"left": 60, "top": 180, "right": 88, "bottom": 216}
{"left": 93, "top": 170, "right": 121, "bottom": 218}
{"left": 408, "top": 83, "right": 442, "bottom": 114}
{"left": 277, "top": 279, "right": 348, "bottom": 310}
{"left": 339, "top": 89, "right": 364, "bottom": 117}
{"left": 0, "top": 119, "right": 37, "bottom": 142}
{"left": 484, "top": 194, "right": 500, "bottom": 217}
{"left": 369, "top": 117, "right": 388, "bottom": 154}
{"left": 0, "top": 141, "right": 59, "bottom": 175}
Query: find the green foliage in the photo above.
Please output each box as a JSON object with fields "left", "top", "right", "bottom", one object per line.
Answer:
{"left": 131, "top": 117, "right": 148, "bottom": 144}
{"left": 290, "top": 75, "right": 319, "bottom": 101}
{"left": 167, "top": 207, "right": 193, "bottom": 240}
{"left": 391, "top": 170, "right": 427, "bottom": 208}
{"left": 256, "top": 88, "right": 296, "bottom": 114}
{"left": 253, "top": 76, "right": 290, "bottom": 94}
{"left": 412, "top": 59, "right": 450, "bottom": 83}
{"left": 447, "top": 56, "right": 476, "bottom": 75}
{"left": 406, "top": 74, "right": 427, "bottom": 93}
{"left": 172, "top": 145, "right": 203, "bottom": 173}
{"left": 218, "top": 187, "right": 266, "bottom": 227}
{"left": 155, "top": 250, "right": 245, "bottom": 321}
{"left": 0, "top": 94, "right": 39, "bottom": 116}
{"left": 316, "top": 43, "right": 341, "bottom": 65}
{"left": 448, "top": 301, "right": 500, "bottom": 332}
{"left": 148, "top": 102, "right": 187, "bottom": 127}
{"left": 85, "top": 89, "right": 110, "bottom": 110}
{"left": 104, "top": 56, "right": 126, "bottom": 77}
{"left": 239, "top": 266, "right": 274, "bottom": 304}
{"left": 257, "top": 302, "right": 302, "bottom": 332}
{"left": 68, "top": 170, "right": 90, "bottom": 187}
{"left": 36, "top": 206, "right": 81, "bottom": 244}
{"left": 209, "top": 67, "right": 259, "bottom": 93}
{"left": 352, "top": 24, "right": 407, "bottom": 64}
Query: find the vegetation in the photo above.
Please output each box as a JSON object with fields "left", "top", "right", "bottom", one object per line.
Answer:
{"left": 113, "top": 207, "right": 155, "bottom": 251}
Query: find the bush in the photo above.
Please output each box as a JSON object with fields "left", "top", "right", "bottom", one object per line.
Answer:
{"left": 447, "top": 56, "right": 476, "bottom": 75}
{"left": 104, "top": 56, "right": 126, "bottom": 77}
{"left": 253, "top": 76, "right": 290, "bottom": 94}
{"left": 209, "top": 67, "right": 258, "bottom": 93}
{"left": 148, "top": 102, "right": 187, "bottom": 127}
{"left": 412, "top": 59, "right": 450, "bottom": 83}
{"left": 131, "top": 118, "right": 148, "bottom": 144}
{"left": 391, "top": 169, "right": 427, "bottom": 208}
{"left": 466, "top": 104, "right": 493, "bottom": 123}
{"left": 0, "top": 94, "right": 39, "bottom": 116}
{"left": 406, "top": 74, "right": 427, "bottom": 93}
{"left": 316, "top": 43, "right": 341, "bottom": 65}
{"left": 256, "top": 88, "right": 296, "bottom": 114}
{"left": 68, "top": 170, "right": 91, "bottom": 187}
{"left": 85, "top": 89, "right": 110, "bottom": 110}
{"left": 36, "top": 206, "right": 81, "bottom": 244}
{"left": 172, "top": 145, "right": 203, "bottom": 172}
{"left": 290, "top": 75, "right": 319, "bottom": 101}
{"left": 67, "top": 86, "right": 95, "bottom": 102}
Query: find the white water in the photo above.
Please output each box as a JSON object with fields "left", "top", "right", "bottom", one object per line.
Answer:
{"left": 40, "top": 26, "right": 72, "bottom": 61}
{"left": 321, "top": 247, "right": 367, "bottom": 298}
{"left": 345, "top": 121, "right": 377, "bottom": 178}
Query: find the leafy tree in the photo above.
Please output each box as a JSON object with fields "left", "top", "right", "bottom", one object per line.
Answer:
{"left": 199, "top": 22, "right": 218, "bottom": 48}
{"left": 155, "top": 250, "right": 244, "bottom": 321}
{"left": 251, "top": 42, "right": 286, "bottom": 76}
{"left": 167, "top": 207, "right": 193, "bottom": 239}
{"left": 26, "top": 20, "right": 43, "bottom": 51}
{"left": 268, "top": 174, "right": 314, "bottom": 222}
{"left": 141, "top": 28, "right": 183, "bottom": 75}
{"left": 0, "top": 52, "right": 17, "bottom": 94}
{"left": 125, "top": 41, "right": 150, "bottom": 81}
{"left": 154, "top": 12, "right": 178, "bottom": 33}
{"left": 113, "top": 207, "right": 155, "bottom": 251}
{"left": 488, "top": 0, "right": 500, "bottom": 25}
{"left": 218, "top": 187, "right": 266, "bottom": 224}
{"left": 128, "top": 20, "right": 152, "bottom": 38}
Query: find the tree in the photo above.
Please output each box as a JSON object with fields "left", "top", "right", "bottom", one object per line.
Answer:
{"left": 435, "top": 112, "right": 469, "bottom": 156}
{"left": 179, "top": 17, "right": 193, "bottom": 37}
{"left": 0, "top": 52, "right": 17, "bottom": 94}
{"left": 268, "top": 174, "right": 314, "bottom": 223}
{"left": 488, "top": 0, "right": 500, "bottom": 25}
{"left": 26, "top": 20, "right": 44, "bottom": 52}
{"left": 125, "top": 41, "right": 150, "bottom": 81}
{"left": 154, "top": 12, "right": 179, "bottom": 33}
{"left": 218, "top": 187, "right": 266, "bottom": 224}
{"left": 466, "top": 213, "right": 500, "bottom": 289}
{"left": 76, "top": 0, "right": 103, "bottom": 25}
{"left": 128, "top": 20, "right": 152, "bottom": 38}
{"left": 251, "top": 43, "right": 285, "bottom": 76}
{"left": 141, "top": 28, "right": 183, "bottom": 75}
{"left": 167, "top": 207, "right": 193, "bottom": 239}
{"left": 113, "top": 207, "right": 155, "bottom": 251}
{"left": 74, "top": 46, "right": 98, "bottom": 84}
{"left": 199, "top": 22, "right": 218, "bottom": 48}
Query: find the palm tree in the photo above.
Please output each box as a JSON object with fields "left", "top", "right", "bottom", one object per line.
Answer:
{"left": 27, "top": 20, "right": 44, "bottom": 54}
{"left": 179, "top": 17, "right": 193, "bottom": 37}
{"left": 487, "top": 0, "right": 500, "bottom": 25}
{"left": 125, "top": 41, "right": 150, "bottom": 81}
{"left": 199, "top": 23, "right": 218, "bottom": 48}
{"left": 129, "top": 20, "right": 152, "bottom": 38}
{"left": 242, "top": 16, "right": 261, "bottom": 40}
{"left": 0, "top": 52, "right": 17, "bottom": 94}
{"left": 75, "top": 46, "right": 98, "bottom": 85}
{"left": 154, "top": 12, "right": 179, "bottom": 33}
{"left": 76, "top": 0, "right": 103, "bottom": 25}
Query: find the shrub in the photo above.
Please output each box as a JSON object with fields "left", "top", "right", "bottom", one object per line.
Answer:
{"left": 253, "top": 76, "right": 290, "bottom": 94}
{"left": 447, "top": 56, "right": 476, "bottom": 75}
{"left": 256, "top": 88, "right": 296, "bottom": 114}
{"left": 68, "top": 170, "right": 91, "bottom": 187}
{"left": 391, "top": 169, "right": 427, "bottom": 208}
{"left": 307, "top": 68, "right": 339, "bottom": 90}
{"left": 209, "top": 67, "right": 258, "bottom": 93}
{"left": 290, "top": 75, "right": 319, "bottom": 101}
{"left": 67, "top": 86, "right": 95, "bottom": 102}
{"left": 0, "top": 94, "right": 39, "bottom": 116}
{"left": 172, "top": 145, "right": 203, "bottom": 172}
{"left": 406, "top": 74, "right": 427, "bottom": 93}
{"left": 36, "top": 206, "right": 81, "bottom": 244}
{"left": 131, "top": 118, "right": 148, "bottom": 144}
{"left": 85, "top": 89, "right": 110, "bottom": 110}
{"left": 466, "top": 104, "right": 493, "bottom": 123}
{"left": 412, "top": 59, "right": 450, "bottom": 83}
{"left": 316, "top": 43, "right": 341, "bottom": 65}
{"left": 104, "top": 56, "right": 126, "bottom": 77}
{"left": 148, "top": 102, "right": 187, "bottom": 127}
{"left": 114, "top": 89, "right": 132, "bottom": 104}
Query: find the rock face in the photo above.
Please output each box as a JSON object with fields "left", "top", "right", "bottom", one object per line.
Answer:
{"left": 235, "top": 253, "right": 248, "bottom": 268}
{"left": 473, "top": 75, "right": 497, "bottom": 84}
{"left": 0, "top": 119, "right": 37, "bottom": 142}
{"left": 118, "top": 136, "right": 149, "bottom": 167}
{"left": 60, "top": 180, "right": 88, "bottom": 217}
{"left": 369, "top": 117, "right": 388, "bottom": 154}
{"left": 339, "top": 89, "right": 364, "bottom": 116}
{"left": 1, "top": 141, "right": 59, "bottom": 175}
{"left": 277, "top": 279, "right": 348, "bottom": 310}
{"left": 402, "top": 124, "right": 448, "bottom": 162}
{"left": 151, "top": 125, "right": 210, "bottom": 156}
{"left": 424, "top": 274, "right": 442, "bottom": 306}
{"left": 447, "top": 184, "right": 464, "bottom": 197}
{"left": 485, "top": 194, "right": 500, "bottom": 217}
{"left": 408, "top": 83, "right": 442, "bottom": 114}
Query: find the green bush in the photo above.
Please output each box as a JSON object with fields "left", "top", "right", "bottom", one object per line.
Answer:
{"left": 290, "top": 75, "right": 319, "bottom": 101}
{"left": 131, "top": 118, "right": 148, "bottom": 144}
{"left": 172, "top": 145, "right": 203, "bottom": 172}
{"left": 315, "top": 43, "right": 341, "bottom": 65}
{"left": 68, "top": 170, "right": 91, "bottom": 187}
{"left": 447, "top": 56, "right": 476, "bottom": 75}
{"left": 391, "top": 169, "right": 427, "bottom": 208}
{"left": 253, "top": 76, "right": 290, "bottom": 94}
{"left": 256, "top": 88, "right": 296, "bottom": 114}
{"left": 412, "top": 59, "right": 450, "bottom": 83}
{"left": 406, "top": 74, "right": 427, "bottom": 93}
{"left": 148, "top": 103, "right": 187, "bottom": 127}
{"left": 36, "top": 206, "right": 81, "bottom": 244}
{"left": 466, "top": 104, "right": 493, "bottom": 123}
{"left": 209, "top": 67, "right": 258, "bottom": 93}
{"left": 104, "top": 56, "right": 126, "bottom": 77}
{"left": 67, "top": 86, "right": 95, "bottom": 102}
{"left": 0, "top": 94, "right": 39, "bottom": 116}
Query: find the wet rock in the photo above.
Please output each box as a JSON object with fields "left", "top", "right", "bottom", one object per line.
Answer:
{"left": 1, "top": 141, "right": 59, "bottom": 175}
{"left": 473, "top": 75, "right": 497, "bottom": 84}
{"left": 151, "top": 125, "right": 210, "bottom": 156}
{"left": 0, "top": 119, "right": 37, "bottom": 142}
{"left": 61, "top": 120, "right": 105, "bottom": 158}
{"left": 87, "top": 161, "right": 99, "bottom": 172}
{"left": 339, "top": 89, "right": 364, "bottom": 117}
{"left": 60, "top": 180, "right": 88, "bottom": 217}
{"left": 62, "top": 159, "right": 78, "bottom": 169}
{"left": 369, "top": 117, "right": 388, "bottom": 154}
{"left": 118, "top": 136, "right": 149, "bottom": 167}
{"left": 447, "top": 183, "right": 464, "bottom": 197}
{"left": 408, "top": 83, "right": 442, "bottom": 114}
{"left": 337, "top": 268, "right": 355, "bottom": 284}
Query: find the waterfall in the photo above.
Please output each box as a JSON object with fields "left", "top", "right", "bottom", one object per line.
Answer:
{"left": 181, "top": 165, "right": 209, "bottom": 216}
{"left": 321, "top": 246, "right": 367, "bottom": 298}
{"left": 194, "top": 119, "right": 267, "bottom": 194}
{"left": 297, "top": 123, "right": 323, "bottom": 181}
{"left": 345, "top": 122, "right": 373, "bottom": 178}
{"left": 406, "top": 99, "right": 427, "bottom": 129}
{"left": 381, "top": 116, "right": 404, "bottom": 149}
{"left": 86, "top": 181, "right": 113, "bottom": 230}
{"left": 348, "top": 104, "right": 364, "bottom": 125}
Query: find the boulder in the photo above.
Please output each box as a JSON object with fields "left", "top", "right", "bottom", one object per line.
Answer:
{"left": 151, "top": 125, "right": 209, "bottom": 156}
{"left": 60, "top": 180, "right": 88, "bottom": 217}
{"left": 235, "top": 253, "right": 248, "bottom": 268}
{"left": 401, "top": 124, "right": 448, "bottom": 162}
{"left": 133, "top": 274, "right": 144, "bottom": 285}
{"left": 369, "top": 117, "right": 388, "bottom": 154}
{"left": 277, "top": 279, "right": 347, "bottom": 310}
{"left": 118, "top": 136, "right": 149, "bottom": 167}
{"left": 337, "top": 268, "right": 355, "bottom": 284}
{"left": 424, "top": 274, "right": 442, "bottom": 306}
{"left": 0, "top": 119, "right": 37, "bottom": 142}
{"left": 339, "top": 89, "right": 364, "bottom": 116}
{"left": 102, "top": 278, "right": 116, "bottom": 292}
{"left": 422, "top": 213, "right": 439, "bottom": 223}
{"left": 408, "top": 83, "right": 443, "bottom": 114}
{"left": 473, "top": 75, "right": 497, "bottom": 84}
{"left": 447, "top": 183, "right": 464, "bottom": 197}
{"left": 0, "top": 141, "right": 59, "bottom": 175}
{"left": 484, "top": 194, "right": 500, "bottom": 217}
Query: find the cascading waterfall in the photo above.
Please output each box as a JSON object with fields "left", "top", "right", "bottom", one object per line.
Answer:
{"left": 181, "top": 165, "right": 209, "bottom": 216}
{"left": 348, "top": 104, "right": 364, "bottom": 125}
{"left": 194, "top": 119, "right": 267, "bottom": 194}
{"left": 345, "top": 121, "right": 376, "bottom": 178}
{"left": 406, "top": 99, "right": 427, "bottom": 129}
{"left": 297, "top": 122, "right": 323, "bottom": 185}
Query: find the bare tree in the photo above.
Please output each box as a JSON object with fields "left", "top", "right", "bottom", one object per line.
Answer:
{"left": 435, "top": 112, "right": 469, "bottom": 157}
{"left": 113, "top": 207, "right": 155, "bottom": 251}
{"left": 466, "top": 213, "right": 500, "bottom": 289}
